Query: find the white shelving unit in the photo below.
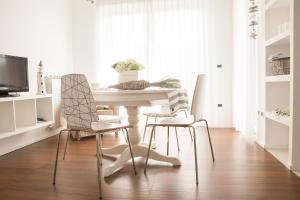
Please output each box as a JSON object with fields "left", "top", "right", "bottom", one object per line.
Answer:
{"left": 0, "top": 94, "right": 54, "bottom": 140}
{"left": 257, "top": 0, "right": 300, "bottom": 175}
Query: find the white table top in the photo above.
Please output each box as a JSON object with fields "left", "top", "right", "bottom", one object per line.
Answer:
{"left": 93, "top": 87, "right": 175, "bottom": 94}
{"left": 93, "top": 87, "right": 176, "bottom": 106}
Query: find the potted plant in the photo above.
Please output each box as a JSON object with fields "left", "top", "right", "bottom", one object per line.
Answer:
{"left": 111, "top": 59, "right": 144, "bottom": 83}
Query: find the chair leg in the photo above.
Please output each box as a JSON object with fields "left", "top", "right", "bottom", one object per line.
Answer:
{"left": 167, "top": 126, "right": 170, "bottom": 156}
{"left": 144, "top": 126, "right": 155, "bottom": 174}
{"left": 53, "top": 129, "right": 67, "bottom": 185}
{"left": 124, "top": 128, "right": 137, "bottom": 175}
{"left": 175, "top": 127, "right": 180, "bottom": 152}
{"left": 188, "top": 128, "right": 193, "bottom": 142}
{"left": 153, "top": 117, "right": 157, "bottom": 140}
{"left": 203, "top": 119, "right": 215, "bottom": 162}
{"left": 183, "top": 110, "right": 193, "bottom": 142}
{"left": 142, "top": 116, "right": 149, "bottom": 142}
{"left": 98, "top": 134, "right": 103, "bottom": 166}
{"left": 96, "top": 134, "right": 103, "bottom": 200}
{"left": 63, "top": 132, "right": 70, "bottom": 160}
{"left": 192, "top": 127, "right": 199, "bottom": 185}
{"left": 122, "top": 129, "right": 128, "bottom": 143}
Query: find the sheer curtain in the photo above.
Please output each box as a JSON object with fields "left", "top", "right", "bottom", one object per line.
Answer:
{"left": 233, "top": 0, "right": 257, "bottom": 135}
{"left": 95, "top": 0, "right": 214, "bottom": 121}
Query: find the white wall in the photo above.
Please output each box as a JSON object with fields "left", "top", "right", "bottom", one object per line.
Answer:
{"left": 0, "top": 0, "right": 74, "bottom": 93}
{"left": 72, "top": 0, "right": 98, "bottom": 82}
{"left": 209, "top": 0, "right": 233, "bottom": 127}
{"left": 0, "top": 0, "right": 74, "bottom": 155}
{"left": 72, "top": 0, "right": 234, "bottom": 128}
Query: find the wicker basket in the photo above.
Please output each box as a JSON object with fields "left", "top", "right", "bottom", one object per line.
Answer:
{"left": 270, "top": 57, "right": 290, "bottom": 75}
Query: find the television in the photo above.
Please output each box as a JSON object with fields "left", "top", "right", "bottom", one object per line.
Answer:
{"left": 0, "top": 54, "right": 29, "bottom": 97}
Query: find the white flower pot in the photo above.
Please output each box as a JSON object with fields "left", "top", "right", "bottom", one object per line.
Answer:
{"left": 118, "top": 71, "right": 139, "bottom": 83}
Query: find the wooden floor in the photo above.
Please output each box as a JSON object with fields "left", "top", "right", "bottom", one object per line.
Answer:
{"left": 0, "top": 127, "right": 300, "bottom": 200}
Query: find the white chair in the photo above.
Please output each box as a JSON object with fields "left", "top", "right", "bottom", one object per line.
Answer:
{"left": 144, "top": 74, "right": 215, "bottom": 184}
{"left": 70, "top": 82, "right": 127, "bottom": 141}
{"left": 53, "top": 74, "right": 136, "bottom": 199}
{"left": 142, "top": 108, "right": 193, "bottom": 154}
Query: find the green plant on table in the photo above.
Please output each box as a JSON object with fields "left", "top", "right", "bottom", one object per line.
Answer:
{"left": 111, "top": 59, "right": 144, "bottom": 72}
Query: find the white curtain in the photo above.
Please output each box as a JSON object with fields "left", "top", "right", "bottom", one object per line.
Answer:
{"left": 232, "top": 0, "right": 257, "bottom": 134}
{"left": 95, "top": 0, "right": 215, "bottom": 122}
{"left": 96, "top": 0, "right": 210, "bottom": 92}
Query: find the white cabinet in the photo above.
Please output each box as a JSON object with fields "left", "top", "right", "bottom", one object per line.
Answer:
{"left": 0, "top": 94, "right": 54, "bottom": 140}
{"left": 257, "top": 0, "right": 300, "bottom": 174}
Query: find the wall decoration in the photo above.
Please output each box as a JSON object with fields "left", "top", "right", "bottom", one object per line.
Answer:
{"left": 86, "top": 0, "right": 95, "bottom": 4}
{"left": 249, "top": 0, "right": 258, "bottom": 39}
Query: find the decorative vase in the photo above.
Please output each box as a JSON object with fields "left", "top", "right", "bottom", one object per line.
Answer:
{"left": 37, "top": 61, "right": 46, "bottom": 95}
{"left": 118, "top": 71, "right": 138, "bottom": 83}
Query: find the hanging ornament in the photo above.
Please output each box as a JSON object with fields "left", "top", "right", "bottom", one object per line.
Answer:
{"left": 249, "top": 0, "right": 258, "bottom": 39}
{"left": 37, "top": 61, "right": 46, "bottom": 95}
{"left": 86, "top": 0, "right": 95, "bottom": 4}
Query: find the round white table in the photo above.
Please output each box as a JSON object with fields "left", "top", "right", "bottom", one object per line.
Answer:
{"left": 93, "top": 88, "right": 181, "bottom": 177}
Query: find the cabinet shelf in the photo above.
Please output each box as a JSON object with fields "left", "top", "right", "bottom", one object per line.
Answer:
{"left": 0, "top": 121, "right": 54, "bottom": 140}
{"left": 267, "top": 148, "right": 290, "bottom": 168}
{"left": 265, "top": 112, "right": 290, "bottom": 126}
{"left": 0, "top": 95, "right": 54, "bottom": 140}
{"left": 266, "top": 31, "right": 290, "bottom": 46}
{"left": 0, "top": 94, "right": 52, "bottom": 102}
{"left": 265, "top": 75, "right": 290, "bottom": 82}
{"left": 265, "top": 0, "right": 290, "bottom": 11}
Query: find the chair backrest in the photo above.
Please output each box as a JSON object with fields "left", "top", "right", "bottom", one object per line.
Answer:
{"left": 190, "top": 74, "right": 205, "bottom": 121}
{"left": 61, "top": 74, "right": 98, "bottom": 130}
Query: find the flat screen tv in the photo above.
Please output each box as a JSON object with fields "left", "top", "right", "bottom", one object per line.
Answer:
{"left": 0, "top": 54, "right": 29, "bottom": 97}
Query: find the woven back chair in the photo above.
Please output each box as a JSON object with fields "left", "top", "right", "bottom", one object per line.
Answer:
{"left": 53, "top": 74, "right": 136, "bottom": 199}
{"left": 61, "top": 74, "right": 98, "bottom": 130}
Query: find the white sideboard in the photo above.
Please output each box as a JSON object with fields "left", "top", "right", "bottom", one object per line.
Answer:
{"left": 0, "top": 94, "right": 54, "bottom": 140}
{"left": 256, "top": 0, "right": 300, "bottom": 174}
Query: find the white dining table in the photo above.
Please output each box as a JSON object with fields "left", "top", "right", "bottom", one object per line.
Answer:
{"left": 93, "top": 88, "right": 182, "bottom": 177}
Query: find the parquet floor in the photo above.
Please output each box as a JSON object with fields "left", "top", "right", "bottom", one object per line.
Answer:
{"left": 0, "top": 127, "right": 300, "bottom": 200}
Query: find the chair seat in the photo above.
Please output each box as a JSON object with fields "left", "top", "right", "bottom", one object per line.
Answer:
{"left": 143, "top": 112, "right": 177, "bottom": 118}
{"left": 91, "top": 121, "right": 132, "bottom": 133}
{"left": 98, "top": 115, "right": 124, "bottom": 123}
{"left": 147, "top": 116, "right": 195, "bottom": 127}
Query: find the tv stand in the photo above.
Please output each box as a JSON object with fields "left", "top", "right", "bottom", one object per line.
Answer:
{"left": 0, "top": 93, "right": 20, "bottom": 97}
{"left": 0, "top": 94, "right": 54, "bottom": 140}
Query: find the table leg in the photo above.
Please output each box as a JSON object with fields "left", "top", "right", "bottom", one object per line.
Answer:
{"left": 126, "top": 106, "right": 141, "bottom": 145}
{"left": 103, "top": 145, "right": 181, "bottom": 177}
{"left": 102, "top": 106, "right": 181, "bottom": 177}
